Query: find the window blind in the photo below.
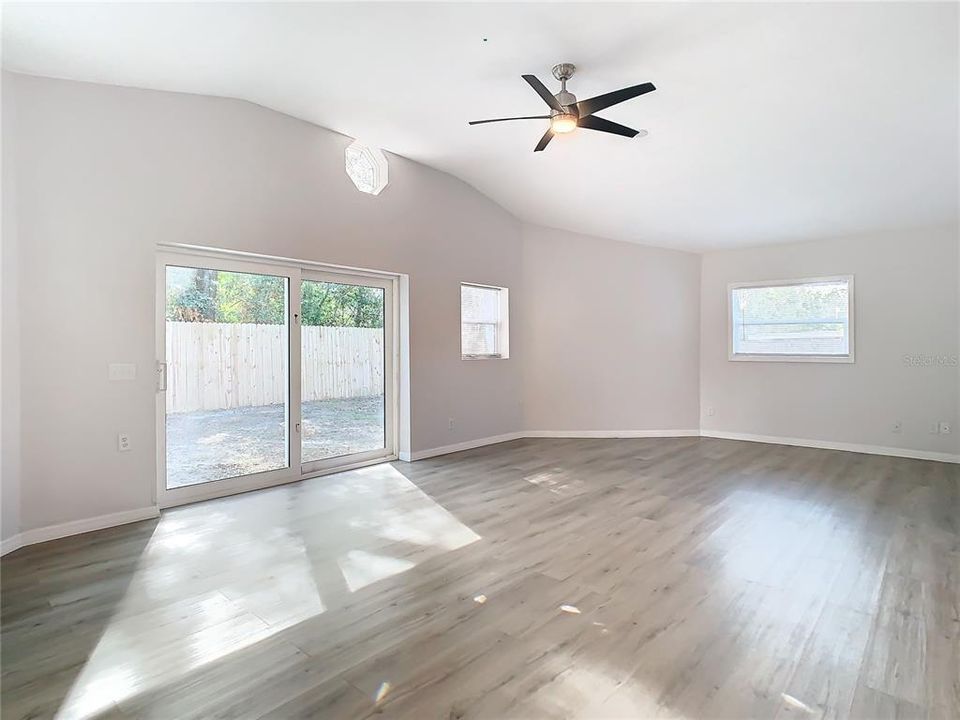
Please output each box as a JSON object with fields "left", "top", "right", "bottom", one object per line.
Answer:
{"left": 461, "top": 284, "right": 502, "bottom": 357}
{"left": 731, "top": 278, "right": 851, "bottom": 358}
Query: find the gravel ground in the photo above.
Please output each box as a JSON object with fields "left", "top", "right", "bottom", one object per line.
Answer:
{"left": 165, "top": 396, "right": 385, "bottom": 488}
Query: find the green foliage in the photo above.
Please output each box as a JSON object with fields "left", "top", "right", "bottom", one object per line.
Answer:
{"left": 166, "top": 268, "right": 382, "bottom": 328}
{"left": 216, "top": 273, "right": 285, "bottom": 324}
{"left": 166, "top": 268, "right": 223, "bottom": 322}
{"left": 168, "top": 286, "right": 218, "bottom": 322}
{"left": 301, "top": 282, "right": 383, "bottom": 328}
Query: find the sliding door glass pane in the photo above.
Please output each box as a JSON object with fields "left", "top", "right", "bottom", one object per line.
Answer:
{"left": 301, "top": 280, "right": 385, "bottom": 462}
{"left": 165, "top": 266, "right": 289, "bottom": 488}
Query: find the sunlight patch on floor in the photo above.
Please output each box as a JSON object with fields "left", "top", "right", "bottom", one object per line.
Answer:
{"left": 781, "top": 692, "right": 817, "bottom": 714}
{"left": 56, "top": 463, "right": 480, "bottom": 719}
{"left": 705, "top": 491, "right": 852, "bottom": 587}
{"left": 524, "top": 469, "right": 567, "bottom": 494}
{"left": 338, "top": 550, "right": 417, "bottom": 593}
{"left": 518, "top": 654, "right": 679, "bottom": 719}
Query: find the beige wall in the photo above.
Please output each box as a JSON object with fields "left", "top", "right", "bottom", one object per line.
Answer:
{"left": 700, "top": 227, "right": 960, "bottom": 456}
{"left": 4, "top": 72, "right": 524, "bottom": 533}
{"left": 521, "top": 224, "right": 701, "bottom": 433}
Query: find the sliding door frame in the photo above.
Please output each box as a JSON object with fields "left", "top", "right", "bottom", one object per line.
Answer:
{"left": 299, "top": 268, "right": 397, "bottom": 476}
{"left": 155, "top": 249, "right": 399, "bottom": 510}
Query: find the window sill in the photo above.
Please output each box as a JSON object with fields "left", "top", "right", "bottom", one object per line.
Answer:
{"left": 462, "top": 354, "right": 507, "bottom": 361}
{"left": 729, "top": 353, "right": 854, "bottom": 364}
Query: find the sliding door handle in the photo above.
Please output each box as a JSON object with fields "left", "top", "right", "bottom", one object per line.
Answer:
{"left": 156, "top": 362, "right": 167, "bottom": 392}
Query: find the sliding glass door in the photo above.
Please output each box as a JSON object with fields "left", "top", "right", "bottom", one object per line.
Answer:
{"left": 300, "top": 272, "right": 394, "bottom": 474}
{"left": 157, "top": 253, "right": 395, "bottom": 508}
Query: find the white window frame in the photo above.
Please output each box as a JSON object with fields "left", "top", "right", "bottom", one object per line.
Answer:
{"left": 460, "top": 282, "right": 510, "bottom": 360}
{"left": 727, "top": 275, "right": 855, "bottom": 363}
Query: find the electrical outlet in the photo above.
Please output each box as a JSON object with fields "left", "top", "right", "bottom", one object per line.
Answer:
{"left": 892, "top": 420, "right": 902, "bottom": 434}
{"left": 929, "top": 422, "right": 940, "bottom": 434}
{"left": 706, "top": 406, "right": 716, "bottom": 417}
{"left": 118, "top": 433, "right": 131, "bottom": 452}
{"left": 939, "top": 421, "right": 951, "bottom": 434}
{"left": 448, "top": 417, "right": 455, "bottom": 431}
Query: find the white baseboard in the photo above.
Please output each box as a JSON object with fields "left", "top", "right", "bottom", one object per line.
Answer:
{"left": 700, "top": 430, "right": 960, "bottom": 464}
{"left": 404, "top": 432, "right": 526, "bottom": 461}
{"left": 402, "top": 428, "right": 958, "bottom": 465}
{"left": 2, "top": 506, "right": 160, "bottom": 556}
{"left": 401, "top": 429, "right": 700, "bottom": 462}
{"left": 525, "top": 429, "right": 701, "bottom": 439}
{"left": 0, "top": 533, "right": 24, "bottom": 557}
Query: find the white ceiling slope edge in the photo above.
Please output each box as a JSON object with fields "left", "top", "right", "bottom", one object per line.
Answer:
{"left": 3, "top": 2, "right": 957, "bottom": 251}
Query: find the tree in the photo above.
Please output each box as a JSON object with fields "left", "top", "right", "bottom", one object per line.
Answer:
{"left": 301, "top": 282, "right": 383, "bottom": 328}
{"left": 216, "top": 273, "right": 284, "bottom": 324}
{"left": 167, "top": 269, "right": 383, "bottom": 328}
{"left": 167, "top": 268, "right": 218, "bottom": 322}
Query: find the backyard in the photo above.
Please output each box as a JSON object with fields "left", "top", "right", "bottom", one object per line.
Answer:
{"left": 166, "top": 396, "right": 385, "bottom": 488}
{"left": 164, "top": 268, "right": 388, "bottom": 489}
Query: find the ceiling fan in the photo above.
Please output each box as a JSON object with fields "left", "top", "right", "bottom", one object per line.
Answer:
{"left": 469, "top": 63, "right": 655, "bottom": 152}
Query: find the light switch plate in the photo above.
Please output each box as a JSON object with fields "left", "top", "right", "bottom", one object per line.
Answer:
{"left": 109, "top": 363, "right": 137, "bottom": 381}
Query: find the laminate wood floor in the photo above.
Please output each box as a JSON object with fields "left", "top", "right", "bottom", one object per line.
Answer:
{"left": 2, "top": 437, "right": 958, "bottom": 719}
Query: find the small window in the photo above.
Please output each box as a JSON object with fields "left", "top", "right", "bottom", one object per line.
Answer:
{"left": 461, "top": 283, "right": 509, "bottom": 359}
{"left": 729, "top": 276, "right": 854, "bottom": 362}
{"left": 345, "top": 140, "right": 388, "bottom": 195}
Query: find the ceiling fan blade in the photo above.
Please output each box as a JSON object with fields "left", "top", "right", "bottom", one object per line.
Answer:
{"left": 577, "top": 114, "right": 640, "bottom": 138}
{"left": 534, "top": 128, "right": 555, "bottom": 152}
{"left": 522, "top": 74, "right": 564, "bottom": 112}
{"left": 468, "top": 115, "right": 550, "bottom": 125}
{"left": 576, "top": 82, "right": 656, "bottom": 117}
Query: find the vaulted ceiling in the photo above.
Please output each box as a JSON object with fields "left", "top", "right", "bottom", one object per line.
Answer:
{"left": 3, "top": 2, "right": 957, "bottom": 250}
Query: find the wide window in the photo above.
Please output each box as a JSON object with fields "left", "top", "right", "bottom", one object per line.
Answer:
{"left": 729, "top": 276, "right": 854, "bottom": 362}
{"left": 461, "top": 283, "right": 509, "bottom": 359}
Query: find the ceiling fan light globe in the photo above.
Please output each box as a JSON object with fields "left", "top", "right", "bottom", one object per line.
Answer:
{"left": 550, "top": 113, "right": 578, "bottom": 134}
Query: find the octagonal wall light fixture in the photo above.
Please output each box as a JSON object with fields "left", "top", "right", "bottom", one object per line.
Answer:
{"left": 345, "top": 140, "right": 388, "bottom": 195}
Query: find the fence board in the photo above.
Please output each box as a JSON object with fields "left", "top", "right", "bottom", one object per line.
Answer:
{"left": 165, "top": 322, "right": 383, "bottom": 413}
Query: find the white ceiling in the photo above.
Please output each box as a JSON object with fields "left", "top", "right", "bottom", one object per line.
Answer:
{"left": 3, "top": 2, "right": 958, "bottom": 251}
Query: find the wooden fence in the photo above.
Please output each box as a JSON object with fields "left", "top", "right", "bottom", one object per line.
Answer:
{"left": 166, "top": 322, "right": 383, "bottom": 413}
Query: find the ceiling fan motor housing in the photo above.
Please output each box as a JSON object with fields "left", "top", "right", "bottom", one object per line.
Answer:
{"left": 554, "top": 91, "right": 578, "bottom": 112}
{"left": 552, "top": 63, "right": 576, "bottom": 81}
{"left": 551, "top": 63, "right": 578, "bottom": 111}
